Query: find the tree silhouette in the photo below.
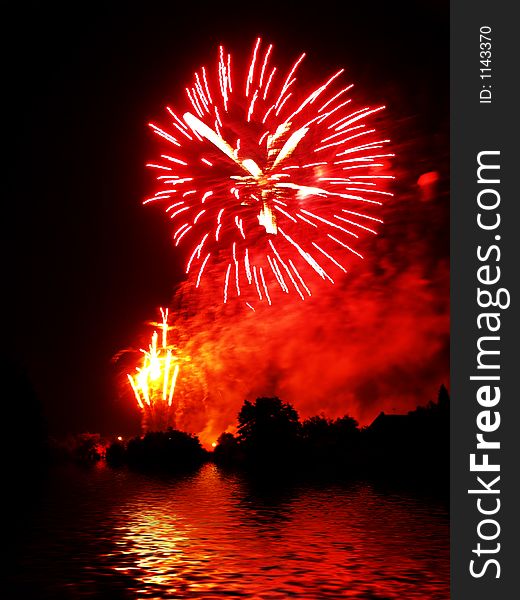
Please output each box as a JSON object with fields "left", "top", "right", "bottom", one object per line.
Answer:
{"left": 237, "top": 397, "right": 300, "bottom": 463}
{"left": 212, "top": 432, "right": 241, "bottom": 464}
{"left": 301, "top": 414, "right": 360, "bottom": 467}
{"left": 333, "top": 415, "right": 360, "bottom": 439}
{"left": 123, "top": 428, "right": 207, "bottom": 471}
{"left": 73, "top": 433, "right": 103, "bottom": 463}
{"left": 105, "top": 439, "right": 126, "bottom": 466}
{"left": 437, "top": 383, "right": 450, "bottom": 412}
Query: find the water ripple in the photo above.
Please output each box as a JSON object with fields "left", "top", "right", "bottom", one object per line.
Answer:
{"left": 11, "top": 463, "right": 449, "bottom": 599}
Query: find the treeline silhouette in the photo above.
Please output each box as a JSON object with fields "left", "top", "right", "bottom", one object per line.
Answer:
{"left": 102, "top": 385, "right": 450, "bottom": 480}
{"left": 14, "top": 363, "right": 448, "bottom": 484}
{"left": 73, "top": 386, "right": 449, "bottom": 483}
{"left": 213, "top": 385, "right": 449, "bottom": 484}
{"left": 48, "top": 433, "right": 106, "bottom": 464}
{"left": 106, "top": 429, "right": 208, "bottom": 471}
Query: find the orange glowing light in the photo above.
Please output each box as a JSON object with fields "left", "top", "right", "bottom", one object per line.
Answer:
{"left": 126, "top": 308, "right": 189, "bottom": 431}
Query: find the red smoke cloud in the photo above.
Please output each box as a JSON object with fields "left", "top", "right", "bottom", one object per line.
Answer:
{"left": 159, "top": 182, "right": 449, "bottom": 445}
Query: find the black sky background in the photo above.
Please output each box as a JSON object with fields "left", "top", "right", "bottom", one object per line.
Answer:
{"left": 5, "top": 1, "right": 448, "bottom": 436}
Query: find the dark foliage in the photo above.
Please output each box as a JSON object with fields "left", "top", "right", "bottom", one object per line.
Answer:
{"left": 237, "top": 397, "right": 301, "bottom": 465}
{"left": 301, "top": 414, "right": 360, "bottom": 469}
{"left": 107, "top": 428, "right": 207, "bottom": 472}
{"left": 215, "top": 387, "right": 450, "bottom": 487}
{"left": 47, "top": 433, "right": 105, "bottom": 464}
{"left": 105, "top": 440, "right": 126, "bottom": 466}
{"left": 212, "top": 432, "right": 242, "bottom": 464}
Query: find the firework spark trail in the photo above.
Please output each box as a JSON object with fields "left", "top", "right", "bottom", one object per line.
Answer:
{"left": 126, "top": 308, "right": 207, "bottom": 433}
{"left": 147, "top": 38, "right": 393, "bottom": 307}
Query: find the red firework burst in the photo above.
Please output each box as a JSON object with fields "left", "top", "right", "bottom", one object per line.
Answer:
{"left": 146, "top": 38, "right": 394, "bottom": 308}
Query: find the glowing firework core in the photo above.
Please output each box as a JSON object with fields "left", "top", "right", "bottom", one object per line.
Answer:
{"left": 147, "top": 38, "right": 393, "bottom": 306}
{"left": 127, "top": 309, "right": 181, "bottom": 430}
{"left": 183, "top": 110, "right": 278, "bottom": 234}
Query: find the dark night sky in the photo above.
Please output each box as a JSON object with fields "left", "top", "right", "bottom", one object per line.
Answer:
{"left": 5, "top": 1, "right": 448, "bottom": 436}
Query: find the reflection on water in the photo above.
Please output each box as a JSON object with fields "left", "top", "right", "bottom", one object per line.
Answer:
{"left": 11, "top": 463, "right": 448, "bottom": 599}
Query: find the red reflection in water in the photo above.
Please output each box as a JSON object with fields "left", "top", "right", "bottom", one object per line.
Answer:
{"left": 107, "top": 464, "right": 448, "bottom": 599}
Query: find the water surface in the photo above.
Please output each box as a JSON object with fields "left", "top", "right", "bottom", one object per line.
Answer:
{"left": 11, "top": 463, "right": 449, "bottom": 599}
